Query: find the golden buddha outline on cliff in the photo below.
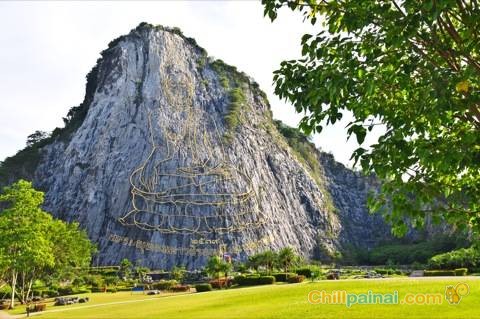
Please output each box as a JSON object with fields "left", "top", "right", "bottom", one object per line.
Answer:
{"left": 118, "top": 66, "right": 266, "bottom": 234}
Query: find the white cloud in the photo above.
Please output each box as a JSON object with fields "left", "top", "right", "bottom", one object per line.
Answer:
{"left": 0, "top": 1, "right": 374, "bottom": 167}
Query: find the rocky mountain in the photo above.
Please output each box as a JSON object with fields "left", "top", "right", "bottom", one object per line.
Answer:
{"left": 0, "top": 23, "right": 392, "bottom": 269}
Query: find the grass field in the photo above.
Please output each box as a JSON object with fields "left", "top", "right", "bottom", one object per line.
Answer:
{"left": 12, "top": 277, "right": 480, "bottom": 319}
{"left": 5, "top": 291, "right": 187, "bottom": 316}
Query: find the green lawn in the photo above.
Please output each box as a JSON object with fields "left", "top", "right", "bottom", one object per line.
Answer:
{"left": 6, "top": 291, "right": 186, "bottom": 316}
{"left": 21, "top": 277, "right": 480, "bottom": 319}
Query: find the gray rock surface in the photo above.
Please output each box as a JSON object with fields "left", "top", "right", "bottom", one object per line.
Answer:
{"left": 7, "top": 24, "right": 393, "bottom": 269}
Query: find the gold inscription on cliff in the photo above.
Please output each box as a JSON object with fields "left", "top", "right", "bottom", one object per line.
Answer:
{"left": 108, "top": 233, "right": 274, "bottom": 256}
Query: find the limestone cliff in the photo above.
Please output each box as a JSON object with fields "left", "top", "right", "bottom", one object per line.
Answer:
{"left": 0, "top": 23, "right": 392, "bottom": 269}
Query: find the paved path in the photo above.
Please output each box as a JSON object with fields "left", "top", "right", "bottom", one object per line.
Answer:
{"left": 0, "top": 311, "right": 13, "bottom": 319}
{"left": 9, "top": 293, "right": 192, "bottom": 318}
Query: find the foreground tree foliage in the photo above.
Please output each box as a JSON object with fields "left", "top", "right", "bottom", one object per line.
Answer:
{"left": 263, "top": 0, "right": 480, "bottom": 235}
{"left": 0, "top": 180, "right": 94, "bottom": 308}
{"left": 277, "top": 247, "right": 300, "bottom": 273}
{"left": 205, "top": 256, "right": 232, "bottom": 281}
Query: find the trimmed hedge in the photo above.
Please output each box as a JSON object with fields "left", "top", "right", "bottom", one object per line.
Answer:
{"left": 424, "top": 269, "right": 468, "bottom": 276}
{"left": 272, "top": 273, "right": 296, "bottom": 282}
{"left": 31, "top": 288, "right": 59, "bottom": 298}
{"left": 152, "top": 280, "right": 177, "bottom": 291}
{"left": 258, "top": 276, "right": 276, "bottom": 285}
{"left": 424, "top": 270, "right": 456, "bottom": 276}
{"left": 209, "top": 278, "right": 233, "bottom": 289}
{"left": 372, "top": 268, "right": 405, "bottom": 276}
{"left": 74, "top": 287, "right": 92, "bottom": 294}
{"left": 56, "top": 286, "right": 93, "bottom": 296}
{"left": 171, "top": 285, "right": 190, "bottom": 292}
{"left": 195, "top": 284, "right": 213, "bottom": 292}
{"left": 288, "top": 275, "right": 305, "bottom": 283}
{"left": 57, "top": 286, "right": 74, "bottom": 296}
{"left": 234, "top": 275, "right": 276, "bottom": 286}
{"left": 455, "top": 268, "right": 468, "bottom": 276}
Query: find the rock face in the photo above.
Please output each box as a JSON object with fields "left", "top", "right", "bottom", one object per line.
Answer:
{"left": 318, "top": 153, "right": 392, "bottom": 252}
{"left": 1, "top": 23, "right": 392, "bottom": 269}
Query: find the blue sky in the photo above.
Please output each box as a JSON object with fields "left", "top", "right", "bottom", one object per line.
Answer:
{"left": 0, "top": 1, "right": 380, "bottom": 167}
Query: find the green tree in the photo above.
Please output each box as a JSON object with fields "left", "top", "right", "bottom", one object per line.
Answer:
{"left": 247, "top": 254, "right": 261, "bottom": 272}
{"left": 257, "top": 250, "right": 277, "bottom": 274}
{"left": 277, "top": 247, "right": 298, "bottom": 273}
{"left": 171, "top": 266, "right": 186, "bottom": 283}
{"left": 134, "top": 266, "right": 150, "bottom": 282}
{"left": 205, "top": 255, "right": 232, "bottom": 283}
{"left": 46, "top": 220, "right": 94, "bottom": 284}
{"left": 0, "top": 180, "right": 94, "bottom": 308}
{"left": 104, "top": 275, "right": 120, "bottom": 288}
{"left": 205, "top": 256, "right": 223, "bottom": 280}
{"left": 26, "top": 130, "right": 50, "bottom": 147}
{"left": 234, "top": 261, "right": 248, "bottom": 273}
{"left": 218, "top": 260, "right": 233, "bottom": 285}
{"left": 120, "top": 258, "right": 133, "bottom": 279}
{"left": 262, "top": 0, "right": 480, "bottom": 236}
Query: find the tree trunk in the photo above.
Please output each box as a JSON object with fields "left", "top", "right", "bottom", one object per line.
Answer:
{"left": 9, "top": 270, "right": 17, "bottom": 309}
{"left": 20, "top": 271, "right": 26, "bottom": 304}
{"left": 26, "top": 278, "right": 34, "bottom": 304}
{"left": 17, "top": 269, "right": 35, "bottom": 304}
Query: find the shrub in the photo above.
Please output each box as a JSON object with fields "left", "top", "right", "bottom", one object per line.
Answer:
{"left": 223, "top": 87, "right": 246, "bottom": 142}
{"left": 428, "top": 247, "right": 479, "bottom": 271}
{"left": 85, "top": 274, "right": 105, "bottom": 289}
{"left": 72, "top": 277, "right": 86, "bottom": 287}
{"left": 234, "top": 275, "right": 249, "bottom": 286}
{"left": 288, "top": 275, "right": 305, "bottom": 283}
{"left": 31, "top": 289, "right": 43, "bottom": 297}
{"left": 106, "top": 287, "right": 117, "bottom": 293}
{"left": 423, "top": 270, "right": 456, "bottom": 276}
{"left": 209, "top": 278, "right": 233, "bottom": 289}
{"left": 104, "top": 276, "right": 120, "bottom": 286}
{"left": 374, "top": 268, "right": 397, "bottom": 275}
{"left": 74, "top": 287, "right": 91, "bottom": 294}
{"left": 44, "top": 288, "right": 59, "bottom": 297}
{"left": 57, "top": 286, "right": 74, "bottom": 296}
{"left": 32, "top": 303, "right": 47, "bottom": 312}
{"left": 296, "top": 266, "right": 321, "bottom": 278}
{"left": 152, "top": 280, "right": 178, "bottom": 291}
{"left": 0, "top": 286, "right": 12, "bottom": 299}
{"left": 195, "top": 284, "right": 213, "bottom": 292}
{"left": 171, "top": 285, "right": 190, "bottom": 292}
{"left": 234, "top": 275, "right": 275, "bottom": 286}
{"left": 233, "top": 275, "right": 247, "bottom": 285}
{"left": 363, "top": 234, "right": 470, "bottom": 265}
{"left": 219, "top": 75, "right": 230, "bottom": 89}
{"left": 273, "top": 273, "right": 296, "bottom": 282}
{"left": 104, "top": 270, "right": 119, "bottom": 277}
{"left": 257, "top": 276, "right": 276, "bottom": 285}
{"left": 455, "top": 268, "right": 468, "bottom": 276}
